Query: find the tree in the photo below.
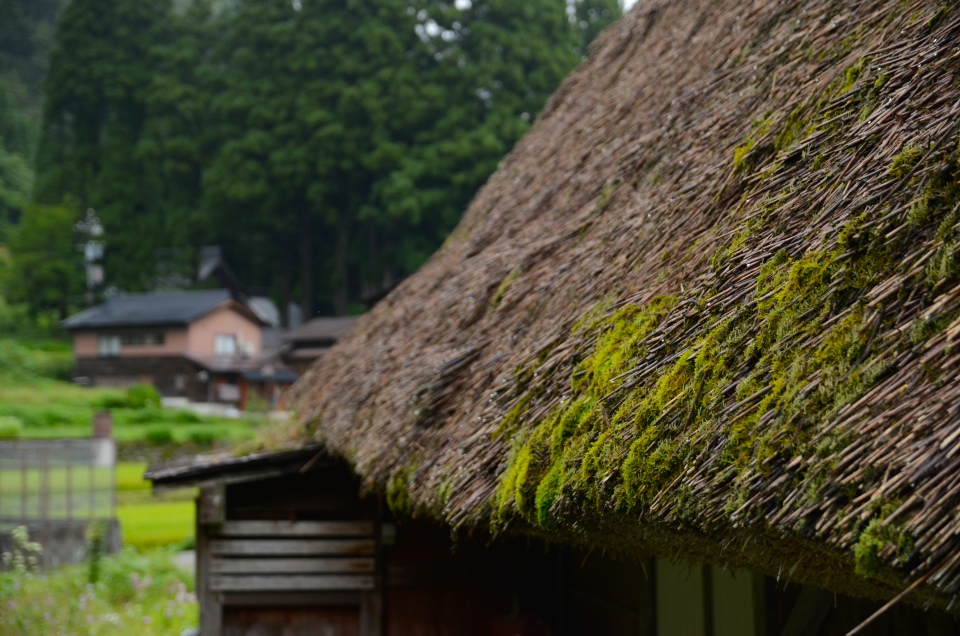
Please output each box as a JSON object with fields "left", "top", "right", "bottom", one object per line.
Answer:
{"left": 201, "top": 0, "right": 436, "bottom": 316}
{"left": 1, "top": 203, "right": 83, "bottom": 319}
{"left": 0, "top": 0, "right": 70, "bottom": 236}
{"left": 360, "top": 0, "right": 621, "bottom": 298}
{"left": 0, "top": 84, "right": 34, "bottom": 232}
{"left": 33, "top": 0, "right": 621, "bottom": 317}
{"left": 33, "top": 0, "right": 175, "bottom": 290}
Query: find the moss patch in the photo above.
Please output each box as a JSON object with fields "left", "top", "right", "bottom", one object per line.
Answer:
{"left": 491, "top": 267, "right": 522, "bottom": 309}
{"left": 855, "top": 516, "right": 916, "bottom": 579}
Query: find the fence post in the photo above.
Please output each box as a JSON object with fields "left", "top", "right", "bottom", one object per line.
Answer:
{"left": 40, "top": 445, "right": 49, "bottom": 523}
{"left": 65, "top": 441, "right": 72, "bottom": 520}
{"left": 20, "top": 442, "right": 27, "bottom": 521}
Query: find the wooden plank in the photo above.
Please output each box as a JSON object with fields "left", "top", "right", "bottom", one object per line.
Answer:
{"left": 211, "top": 557, "right": 374, "bottom": 574}
{"left": 210, "top": 573, "right": 375, "bottom": 592}
{"left": 361, "top": 590, "right": 382, "bottom": 636}
{"left": 197, "top": 485, "right": 224, "bottom": 525}
{"left": 196, "top": 498, "right": 222, "bottom": 635}
{"left": 361, "top": 503, "right": 382, "bottom": 636}
{"left": 210, "top": 538, "right": 375, "bottom": 556}
{"left": 216, "top": 520, "right": 374, "bottom": 537}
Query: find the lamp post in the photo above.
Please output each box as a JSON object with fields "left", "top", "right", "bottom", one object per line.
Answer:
{"left": 75, "top": 209, "right": 105, "bottom": 306}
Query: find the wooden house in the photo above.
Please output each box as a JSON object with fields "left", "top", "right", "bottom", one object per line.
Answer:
{"left": 280, "top": 317, "right": 359, "bottom": 374}
{"left": 62, "top": 289, "right": 297, "bottom": 409}
{"left": 151, "top": 0, "right": 960, "bottom": 632}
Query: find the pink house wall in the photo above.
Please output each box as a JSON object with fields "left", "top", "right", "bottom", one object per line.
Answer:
{"left": 72, "top": 301, "right": 261, "bottom": 359}
{"left": 74, "top": 329, "right": 189, "bottom": 357}
{"left": 187, "top": 303, "right": 261, "bottom": 356}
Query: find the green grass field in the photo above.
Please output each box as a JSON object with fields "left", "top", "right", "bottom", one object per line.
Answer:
{"left": 0, "top": 336, "right": 264, "bottom": 446}
{"left": 0, "top": 378, "right": 262, "bottom": 445}
{"left": 115, "top": 462, "right": 196, "bottom": 550}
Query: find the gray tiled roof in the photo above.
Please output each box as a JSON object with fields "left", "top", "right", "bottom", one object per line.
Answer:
{"left": 62, "top": 289, "right": 235, "bottom": 329}
{"left": 282, "top": 316, "right": 359, "bottom": 343}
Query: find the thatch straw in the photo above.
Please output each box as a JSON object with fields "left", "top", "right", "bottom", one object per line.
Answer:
{"left": 289, "top": 0, "right": 960, "bottom": 609}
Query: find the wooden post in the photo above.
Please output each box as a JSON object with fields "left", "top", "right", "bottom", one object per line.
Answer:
{"left": 65, "top": 441, "right": 72, "bottom": 520}
{"left": 87, "top": 442, "right": 94, "bottom": 520}
{"left": 21, "top": 443, "right": 27, "bottom": 521}
{"left": 109, "top": 440, "right": 116, "bottom": 520}
{"left": 40, "top": 446, "right": 49, "bottom": 523}
{"left": 197, "top": 485, "right": 224, "bottom": 636}
{"left": 358, "top": 505, "right": 383, "bottom": 636}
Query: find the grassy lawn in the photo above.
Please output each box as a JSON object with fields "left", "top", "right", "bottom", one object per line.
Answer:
{"left": 115, "top": 462, "right": 196, "bottom": 550}
{"left": 0, "top": 377, "right": 262, "bottom": 445}
{"left": 118, "top": 500, "right": 195, "bottom": 550}
{"left": 0, "top": 336, "right": 264, "bottom": 445}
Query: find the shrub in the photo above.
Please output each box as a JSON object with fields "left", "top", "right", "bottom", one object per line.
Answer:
{"left": 0, "top": 525, "right": 42, "bottom": 573}
{"left": 30, "top": 349, "right": 73, "bottom": 381}
{"left": 187, "top": 429, "right": 218, "bottom": 447}
{"left": 93, "top": 392, "right": 129, "bottom": 409}
{"left": 0, "top": 415, "right": 23, "bottom": 439}
{"left": 125, "top": 385, "right": 161, "bottom": 410}
{"left": 169, "top": 409, "right": 202, "bottom": 424}
{"left": 0, "top": 338, "right": 73, "bottom": 381}
{"left": 144, "top": 427, "right": 174, "bottom": 445}
{"left": 123, "top": 408, "right": 164, "bottom": 425}
{"left": 86, "top": 521, "right": 109, "bottom": 584}
{"left": 0, "top": 340, "right": 34, "bottom": 379}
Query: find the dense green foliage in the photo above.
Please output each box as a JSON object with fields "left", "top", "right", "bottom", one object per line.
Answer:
{"left": 0, "top": 202, "right": 84, "bottom": 319}
{"left": 24, "top": 0, "right": 620, "bottom": 317}
{"left": 0, "top": 0, "right": 67, "bottom": 233}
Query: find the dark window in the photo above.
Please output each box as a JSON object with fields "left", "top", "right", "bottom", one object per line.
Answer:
{"left": 120, "top": 332, "right": 165, "bottom": 346}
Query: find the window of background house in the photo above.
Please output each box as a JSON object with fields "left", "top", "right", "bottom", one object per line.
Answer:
{"left": 121, "top": 332, "right": 165, "bottom": 346}
{"left": 215, "top": 334, "right": 237, "bottom": 356}
{"left": 98, "top": 335, "right": 121, "bottom": 357}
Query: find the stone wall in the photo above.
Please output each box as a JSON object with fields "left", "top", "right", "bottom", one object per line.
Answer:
{"left": 0, "top": 519, "right": 121, "bottom": 570}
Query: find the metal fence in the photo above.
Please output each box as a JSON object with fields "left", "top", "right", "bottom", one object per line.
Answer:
{"left": 0, "top": 439, "right": 116, "bottom": 529}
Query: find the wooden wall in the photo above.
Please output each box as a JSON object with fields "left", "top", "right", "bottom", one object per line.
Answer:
{"left": 193, "top": 462, "right": 660, "bottom": 636}
{"left": 192, "top": 464, "right": 960, "bottom": 636}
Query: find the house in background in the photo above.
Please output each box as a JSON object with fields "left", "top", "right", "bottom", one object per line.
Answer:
{"left": 280, "top": 316, "right": 359, "bottom": 374}
{"left": 61, "top": 289, "right": 297, "bottom": 409}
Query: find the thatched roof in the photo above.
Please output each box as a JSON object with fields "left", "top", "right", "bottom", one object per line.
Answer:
{"left": 289, "top": 0, "right": 960, "bottom": 608}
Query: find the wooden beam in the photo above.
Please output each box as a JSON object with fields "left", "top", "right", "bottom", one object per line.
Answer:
{"left": 210, "top": 538, "right": 375, "bottom": 556}
{"left": 221, "top": 592, "right": 363, "bottom": 607}
{"left": 215, "top": 520, "right": 374, "bottom": 537}
{"left": 211, "top": 557, "right": 375, "bottom": 574}
{"left": 210, "top": 573, "right": 375, "bottom": 592}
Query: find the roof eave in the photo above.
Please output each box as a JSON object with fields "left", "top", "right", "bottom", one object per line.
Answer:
{"left": 145, "top": 444, "right": 327, "bottom": 491}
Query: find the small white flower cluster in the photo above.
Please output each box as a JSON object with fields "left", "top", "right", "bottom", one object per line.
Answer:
{"left": 1, "top": 526, "right": 42, "bottom": 574}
